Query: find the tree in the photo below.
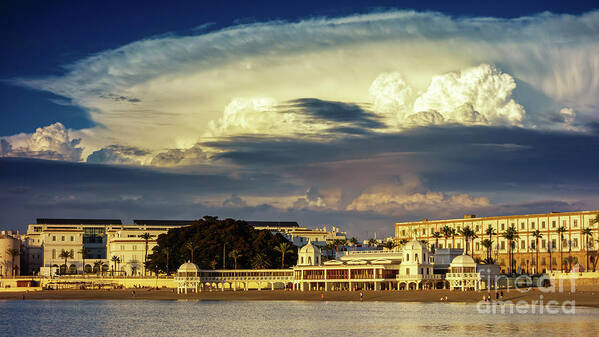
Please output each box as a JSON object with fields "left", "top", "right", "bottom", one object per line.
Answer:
{"left": 532, "top": 230, "right": 543, "bottom": 274}
{"left": 441, "top": 226, "right": 454, "bottom": 249}
{"left": 432, "top": 231, "right": 441, "bottom": 249}
{"left": 228, "top": 249, "right": 242, "bottom": 269}
{"left": 6, "top": 248, "right": 21, "bottom": 277}
{"left": 368, "top": 238, "right": 378, "bottom": 247}
{"left": 111, "top": 256, "right": 120, "bottom": 276}
{"left": 251, "top": 253, "right": 271, "bottom": 269}
{"left": 482, "top": 239, "right": 493, "bottom": 263}
{"left": 59, "top": 249, "right": 73, "bottom": 275}
{"left": 184, "top": 241, "right": 198, "bottom": 263}
{"left": 557, "top": 226, "right": 567, "bottom": 271}
{"left": 349, "top": 237, "right": 359, "bottom": 250}
{"left": 582, "top": 227, "right": 593, "bottom": 272}
{"left": 383, "top": 241, "right": 396, "bottom": 251}
{"left": 485, "top": 225, "right": 497, "bottom": 260}
{"left": 161, "top": 247, "right": 171, "bottom": 275}
{"left": 94, "top": 261, "right": 104, "bottom": 276}
{"left": 459, "top": 226, "right": 475, "bottom": 255}
{"left": 274, "top": 242, "right": 293, "bottom": 268}
{"left": 139, "top": 233, "right": 152, "bottom": 276}
{"left": 79, "top": 247, "right": 89, "bottom": 274}
{"left": 502, "top": 225, "right": 519, "bottom": 274}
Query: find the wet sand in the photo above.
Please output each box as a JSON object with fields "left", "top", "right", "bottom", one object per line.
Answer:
{"left": 2, "top": 288, "right": 599, "bottom": 307}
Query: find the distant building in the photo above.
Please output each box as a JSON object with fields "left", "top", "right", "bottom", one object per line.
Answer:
{"left": 0, "top": 231, "right": 22, "bottom": 277}
{"left": 24, "top": 218, "right": 194, "bottom": 276}
{"left": 248, "top": 221, "right": 347, "bottom": 246}
{"left": 395, "top": 210, "right": 599, "bottom": 273}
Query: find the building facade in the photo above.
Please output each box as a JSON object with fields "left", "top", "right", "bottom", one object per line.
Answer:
{"left": 24, "top": 218, "right": 195, "bottom": 275}
{"left": 249, "top": 221, "right": 347, "bottom": 246}
{"left": 395, "top": 210, "right": 599, "bottom": 273}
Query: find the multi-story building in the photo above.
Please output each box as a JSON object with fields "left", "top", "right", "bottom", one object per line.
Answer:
{"left": 395, "top": 210, "right": 599, "bottom": 274}
{"left": 24, "top": 218, "right": 194, "bottom": 276}
{"left": 0, "top": 231, "right": 22, "bottom": 276}
{"left": 248, "top": 221, "right": 347, "bottom": 246}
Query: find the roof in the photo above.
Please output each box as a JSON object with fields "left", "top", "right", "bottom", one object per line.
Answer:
{"left": 247, "top": 221, "right": 299, "bottom": 227}
{"left": 133, "top": 220, "right": 195, "bottom": 226}
{"left": 177, "top": 262, "right": 200, "bottom": 273}
{"left": 450, "top": 254, "right": 476, "bottom": 267}
{"left": 36, "top": 218, "right": 122, "bottom": 225}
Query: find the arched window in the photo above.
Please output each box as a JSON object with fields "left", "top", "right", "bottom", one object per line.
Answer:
{"left": 301, "top": 257, "right": 304, "bottom": 264}
{"left": 308, "top": 257, "right": 312, "bottom": 265}
{"left": 406, "top": 253, "right": 410, "bottom": 261}
{"left": 415, "top": 253, "right": 419, "bottom": 262}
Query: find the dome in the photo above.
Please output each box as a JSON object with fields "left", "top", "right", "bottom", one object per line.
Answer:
{"left": 450, "top": 254, "right": 476, "bottom": 267}
{"left": 403, "top": 238, "right": 426, "bottom": 251}
{"left": 300, "top": 241, "right": 321, "bottom": 254}
{"left": 177, "top": 261, "right": 200, "bottom": 274}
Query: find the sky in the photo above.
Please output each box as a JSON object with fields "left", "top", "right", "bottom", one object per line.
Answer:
{"left": 1, "top": 0, "right": 599, "bottom": 238}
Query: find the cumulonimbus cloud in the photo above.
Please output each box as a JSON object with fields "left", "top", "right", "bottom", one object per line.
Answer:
{"left": 5, "top": 9, "right": 599, "bottom": 163}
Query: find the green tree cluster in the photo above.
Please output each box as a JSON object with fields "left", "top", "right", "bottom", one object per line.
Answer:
{"left": 146, "top": 216, "right": 297, "bottom": 274}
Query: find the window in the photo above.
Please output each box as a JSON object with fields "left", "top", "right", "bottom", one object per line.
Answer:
{"left": 52, "top": 236, "right": 56, "bottom": 241}
{"left": 531, "top": 222, "right": 535, "bottom": 229}
{"left": 475, "top": 225, "right": 479, "bottom": 232}
{"left": 401, "top": 230, "right": 406, "bottom": 236}
{"left": 70, "top": 236, "right": 74, "bottom": 241}
{"left": 573, "top": 219, "right": 578, "bottom": 227}
{"left": 542, "top": 239, "right": 546, "bottom": 249}
{"left": 34, "top": 226, "right": 42, "bottom": 232}
{"left": 552, "top": 221, "right": 556, "bottom": 228}
{"left": 70, "top": 249, "right": 74, "bottom": 257}
{"left": 415, "top": 253, "right": 419, "bottom": 262}
{"left": 521, "top": 223, "right": 525, "bottom": 230}
{"left": 476, "top": 243, "right": 480, "bottom": 251}
{"left": 542, "top": 221, "right": 546, "bottom": 229}
{"left": 457, "top": 242, "right": 461, "bottom": 249}
{"left": 541, "top": 257, "right": 546, "bottom": 265}
{"left": 574, "top": 238, "right": 578, "bottom": 248}
{"left": 422, "top": 228, "right": 426, "bottom": 235}
{"left": 531, "top": 241, "right": 536, "bottom": 249}
{"left": 501, "top": 223, "right": 505, "bottom": 230}
{"left": 552, "top": 239, "right": 556, "bottom": 249}
{"left": 501, "top": 241, "right": 505, "bottom": 250}
{"left": 521, "top": 240, "right": 526, "bottom": 249}
{"left": 406, "top": 253, "right": 410, "bottom": 262}
{"left": 563, "top": 220, "right": 567, "bottom": 227}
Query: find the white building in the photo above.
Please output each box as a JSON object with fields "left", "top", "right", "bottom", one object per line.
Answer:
{"left": 249, "top": 221, "right": 347, "bottom": 246}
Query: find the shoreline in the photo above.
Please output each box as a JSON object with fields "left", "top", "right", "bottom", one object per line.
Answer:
{"left": 2, "top": 288, "right": 599, "bottom": 307}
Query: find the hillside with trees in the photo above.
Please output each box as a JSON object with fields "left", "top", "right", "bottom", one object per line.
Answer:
{"left": 146, "top": 216, "right": 297, "bottom": 274}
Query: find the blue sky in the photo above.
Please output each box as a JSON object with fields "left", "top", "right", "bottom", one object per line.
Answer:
{"left": 1, "top": 1, "right": 598, "bottom": 237}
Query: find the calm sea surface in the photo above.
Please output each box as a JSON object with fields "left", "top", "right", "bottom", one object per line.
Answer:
{"left": 1, "top": 300, "right": 598, "bottom": 336}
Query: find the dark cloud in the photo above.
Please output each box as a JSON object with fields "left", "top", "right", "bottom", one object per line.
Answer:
{"left": 281, "top": 98, "right": 385, "bottom": 129}
{"left": 100, "top": 93, "right": 142, "bottom": 103}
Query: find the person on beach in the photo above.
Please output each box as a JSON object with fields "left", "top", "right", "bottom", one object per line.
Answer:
{"left": 360, "top": 292, "right": 363, "bottom": 301}
{"left": 321, "top": 292, "right": 324, "bottom": 301}
{"left": 500, "top": 290, "right": 504, "bottom": 299}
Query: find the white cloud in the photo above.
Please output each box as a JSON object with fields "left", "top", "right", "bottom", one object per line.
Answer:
{"left": 412, "top": 64, "right": 524, "bottom": 125}
{"left": 1, "top": 122, "right": 82, "bottom": 161}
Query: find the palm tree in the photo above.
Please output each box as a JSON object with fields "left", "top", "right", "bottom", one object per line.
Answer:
{"left": 94, "top": 261, "right": 104, "bottom": 276}
{"left": 459, "top": 226, "right": 475, "bottom": 255}
{"left": 111, "top": 256, "right": 120, "bottom": 276}
{"left": 582, "top": 227, "right": 593, "bottom": 271}
{"left": 139, "top": 233, "right": 152, "bottom": 276}
{"left": 502, "top": 225, "right": 519, "bottom": 274}
{"left": 485, "top": 225, "right": 497, "bottom": 260}
{"left": 482, "top": 239, "right": 493, "bottom": 263}
{"left": 228, "top": 249, "right": 242, "bottom": 269}
{"left": 59, "top": 249, "right": 73, "bottom": 275}
{"left": 251, "top": 253, "right": 271, "bottom": 269}
{"left": 349, "top": 237, "right": 359, "bottom": 250}
{"left": 383, "top": 241, "right": 396, "bottom": 251}
{"left": 79, "top": 247, "right": 89, "bottom": 274}
{"left": 441, "top": 226, "right": 454, "bottom": 249}
{"left": 432, "top": 231, "right": 441, "bottom": 249}
{"left": 532, "top": 230, "right": 543, "bottom": 274}
{"left": 368, "top": 238, "right": 378, "bottom": 247}
{"left": 557, "top": 226, "right": 567, "bottom": 271}
{"left": 184, "top": 241, "right": 198, "bottom": 263}
{"left": 6, "top": 248, "right": 21, "bottom": 277}
{"left": 274, "top": 242, "right": 293, "bottom": 268}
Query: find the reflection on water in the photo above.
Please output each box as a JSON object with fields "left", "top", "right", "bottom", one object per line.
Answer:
{"left": 1, "top": 300, "right": 598, "bottom": 336}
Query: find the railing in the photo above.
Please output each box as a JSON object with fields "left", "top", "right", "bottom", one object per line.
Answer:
{"left": 446, "top": 273, "right": 480, "bottom": 278}
{"left": 343, "top": 250, "right": 401, "bottom": 255}
{"left": 396, "top": 274, "right": 441, "bottom": 281}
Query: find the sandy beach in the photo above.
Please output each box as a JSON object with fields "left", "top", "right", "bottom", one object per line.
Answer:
{"left": 2, "top": 288, "right": 599, "bottom": 307}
